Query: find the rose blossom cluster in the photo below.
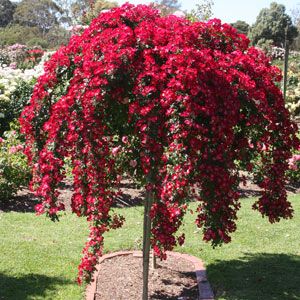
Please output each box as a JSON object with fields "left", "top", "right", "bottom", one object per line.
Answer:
{"left": 20, "top": 4, "right": 299, "bottom": 283}
{"left": 288, "top": 154, "right": 300, "bottom": 170}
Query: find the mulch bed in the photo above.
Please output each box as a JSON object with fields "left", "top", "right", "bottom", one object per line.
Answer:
{"left": 1, "top": 175, "right": 299, "bottom": 213}
{"left": 94, "top": 253, "right": 199, "bottom": 300}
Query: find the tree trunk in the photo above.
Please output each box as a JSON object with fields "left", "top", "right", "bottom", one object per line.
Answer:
{"left": 142, "top": 174, "right": 153, "bottom": 300}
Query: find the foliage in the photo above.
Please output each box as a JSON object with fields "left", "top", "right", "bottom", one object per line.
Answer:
{"left": 0, "top": 0, "right": 16, "bottom": 27}
{"left": 44, "top": 25, "right": 71, "bottom": 49}
{"left": 231, "top": 20, "right": 249, "bottom": 35}
{"left": 0, "top": 127, "right": 31, "bottom": 201}
{"left": 256, "top": 38, "right": 275, "bottom": 56}
{"left": 249, "top": 2, "right": 298, "bottom": 47}
{"left": 68, "top": 0, "right": 89, "bottom": 24}
{"left": 8, "top": 79, "right": 35, "bottom": 121}
{"left": 20, "top": 4, "right": 299, "bottom": 284}
{"left": 0, "top": 77, "right": 35, "bottom": 135}
{"left": 186, "top": 0, "right": 214, "bottom": 22}
{"left": 0, "top": 25, "right": 42, "bottom": 47}
{"left": 13, "top": 0, "right": 64, "bottom": 35}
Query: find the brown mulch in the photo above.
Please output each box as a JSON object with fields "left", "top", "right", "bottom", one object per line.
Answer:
{"left": 94, "top": 254, "right": 198, "bottom": 300}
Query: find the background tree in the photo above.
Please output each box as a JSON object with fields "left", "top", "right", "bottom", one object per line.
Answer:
{"left": 231, "top": 20, "right": 249, "bottom": 36}
{"left": 13, "top": 0, "right": 64, "bottom": 36}
{"left": 44, "top": 25, "right": 71, "bottom": 48}
{"left": 153, "top": 0, "right": 181, "bottom": 16}
{"left": 249, "top": 2, "right": 298, "bottom": 47}
{"left": 70, "top": 0, "right": 92, "bottom": 24}
{"left": 0, "top": 24, "right": 41, "bottom": 46}
{"left": 0, "top": 0, "right": 16, "bottom": 27}
{"left": 291, "top": 4, "right": 300, "bottom": 50}
{"left": 54, "top": 0, "right": 74, "bottom": 26}
{"left": 186, "top": 0, "right": 214, "bottom": 22}
{"left": 0, "top": 23, "right": 69, "bottom": 48}
{"left": 82, "top": 0, "right": 118, "bottom": 24}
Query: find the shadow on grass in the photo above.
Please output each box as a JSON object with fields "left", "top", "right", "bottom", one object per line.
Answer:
{"left": 207, "top": 253, "right": 300, "bottom": 300}
{"left": 0, "top": 191, "right": 39, "bottom": 213}
{"left": 0, "top": 272, "right": 72, "bottom": 300}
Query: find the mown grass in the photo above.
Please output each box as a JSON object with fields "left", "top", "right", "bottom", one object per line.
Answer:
{"left": 0, "top": 195, "right": 299, "bottom": 299}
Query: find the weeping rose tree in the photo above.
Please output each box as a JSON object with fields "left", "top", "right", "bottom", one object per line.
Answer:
{"left": 20, "top": 3, "right": 298, "bottom": 298}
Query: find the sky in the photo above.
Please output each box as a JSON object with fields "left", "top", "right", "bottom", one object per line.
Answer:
{"left": 116, "top": 0, "right": 300, "bottom": 25}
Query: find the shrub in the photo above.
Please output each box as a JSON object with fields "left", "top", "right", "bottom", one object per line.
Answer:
{"left": 0, "top": 49, "right": 10, "bottom": 67}
{"left": 27, "top": 37, "right": 48, "bottom": 49}
{"left": 0, "top": 51, "right": 52, "bottom": 135}
{"left": 18, "top": 48, "right": 44, "bottom": 70}
{"left": 0, "top": 127, "right": 31, "bottom": 201}
{"left": 285, "top": 55, "right": 300, "bottom": 117}
{"left": 271, "top": 46, "right": 285, "bottom": 60}
{"left": 287, "top": 152, "right": 300, "bottom": 183}
{"left": 8, "top": 78, "right": 35, "bottom": 121}
{"left": 0, "top": 74, "right": 35, "bottom": 135}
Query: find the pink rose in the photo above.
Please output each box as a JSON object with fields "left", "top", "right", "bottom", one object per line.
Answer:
{"left": 16, "top": 144, "right": 23, "bottom": 151}
{"left": 129, "top": 159, "right": 137, "bottom": 168}
{"left": 9, "top": 146, "right": 17, "bottom": 154}
{"left": 111, "top": 146, "right": 121, "bottom": 156}
{"left": 122, "top": 136, "right": 129, "bottom": 144}
{"left": 121, "top": 97, "right": 129, "bottom": 104}
{"left": 293, "top": 154, "right": 300, "bottom": 161}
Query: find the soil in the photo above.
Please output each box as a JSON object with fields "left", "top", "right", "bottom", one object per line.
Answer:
{"left": 94, "top": 254, "right": 198, "bottom": 300}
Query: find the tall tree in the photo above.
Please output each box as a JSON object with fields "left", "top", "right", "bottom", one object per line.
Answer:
{"left": 0, "top": 0, "right": 16, "bottom": 27}
{"left": 54, "top": 0, "right": 74, "bottom": 26}
{"left": 69, "top": 0, "right": 90, "bottom": 24}
{"left": 20, "top": 5, "right": 299, "bottom": 300}
{"left": 154, "top": 0, "right": 181, "bottom": 16}
{"left": 291, "top": 4, "right": 300, "bottom": 50}
{"left": 249, "top": 2, "right": 298, "bottom": 47}
{"left": 231, "top": 20, "right": 250, "bottom": 35}
{"left": 13, "top": 0, "right": 64, "bottom": 35}
{"left": 82, "top": 0, "right": 118, "bottom": 24}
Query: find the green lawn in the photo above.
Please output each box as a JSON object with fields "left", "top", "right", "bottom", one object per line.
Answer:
{"left": 0, "top": 195, "right": 299, "bottom": 300}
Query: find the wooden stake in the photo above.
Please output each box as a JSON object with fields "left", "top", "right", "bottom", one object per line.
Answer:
{"left": 152, "top": 250, "right": 157, "bottom": 269}
{"left": 142, "top": 173, "right": 153, "bottom": 300}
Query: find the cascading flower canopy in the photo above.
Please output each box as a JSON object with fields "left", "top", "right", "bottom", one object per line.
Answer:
{"left": 20, "top": 3, "right": 299, "bottom": 284}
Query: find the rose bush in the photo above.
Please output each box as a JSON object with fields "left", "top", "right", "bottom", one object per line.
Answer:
{"left": 285, "top": 55, "right": 300, "bottom": 117}
{"left": 0, "top": 127, "right": 31, "bottom": 201}
{"left": 20, "top": 4, "right": 299, "bottom": 284}
{"left": 0, "top": 51, "right": 53, "bottom": 135}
